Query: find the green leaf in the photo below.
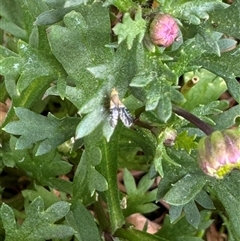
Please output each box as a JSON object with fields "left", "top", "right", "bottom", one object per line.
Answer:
{"left": 163, "top": 0, "right": 228, "bottom": 25}
{"left": 0, "top": 40, "right": 66, "bottom": 127}
{"left": 211, "top": 172, "right": 240, "bottom": 240}
{"left": 153, "top": 142, "right": 164, "bottom": 177}
{"left": 73, "top": 150, "right": 107, "bottom": 205}
{"left": 145, "top": 81, "right": 161, "bottom": 111}
{"left": 103, "top": 0, "right": 137, "bottom": 12}
{"left": 157, "top": 214, "right": 206, "bottom": 241}
{"left": 47, "top": 4, "right": 113, "bottom": 107}
{"left": 130, "top": 72, "right": 156, "bottom": 87}
{"left": 66, "top": 200, "right": 102, "bottom": 241}
{"left": 1, "top": 77, "right": 54, "bottom": 127}
{"left": 163, "top": 174, "right": 207, "bottom": 206}
{"left": 117, "top": 128, "right": 156, "bottom": 171}
{"left": 0, "top": 18, "right": 27, "bottom": 39}
{"left": 182, "top": 69, "right": 227, "bottom": 110}
{"left": 0, "top": 0, "right": 24, "bottom": 35}
{"left": 213, "top": 105, "right": 240, "bottom": 130}
{"left": 193, "top": 47, "right": 240, "bottom": 103}
{"left": 1, "top": 40, "right": 62, "bottom": 97}
{"left": 192, "top": 101, "right": 228, "bottom": 118}
{"left": 123, "top": 168, "right": 137, "bottom": 194}
{"left": 1, "top": 197, "right": 74, "bottom": 241}
{"left": 208, "top": 0, "right": 240, "bottom": 39}
{"left": 46, "top": 5, "right": 143, "bottom": 140}
{"left": 156, "top": 149, "right": 201, "bottom": 201}
{"left": 183, "top": 200, "right": 201, "bottom": 228}
{"left": 75, "top": 42, "right": 144, "bottom": 139}
{"left": 225, "top": 76, "right": 240, "bottom": 104}
{"left": 132, "top": 76, "right": 175, "bottom": 122}
{"left": 0, "top": 203, "right": 17, "bottom": 236}
{"left": 3, "top": 107, "right": 79, "bottom": 155}
{"left": 16, "top": 40, "right": 65, "bottom": 93}
{"left": 75, "top": 108, "right": 107, "bottom": 139}
{"left": 0, "top": 44, "right": 18, "bottom": 58}
{"left": 113, "top": 8, "right": 146, "bottom": 49}
{"left": 156, "top": 91, "right": 172, "bottom": 122}
{"left": 175, "top": 131, "right": 198, "bottom": 154}
{"left": 195, "top": 190, "right": 215, "bottom": 210}
{"left": 35, "top": 5, "right": 73, "bottom": 26}
{"left": 170, "top": 39, "right": 206, "bottom": 77}
{"left": 169, "top": 205, "right": 182, "bottom": 223}
{"left": 22, "top": 184, "right": 61, "bottom": 208}
{"left": 195, "top": 29, "right": 222, "bottom": 56}
{"left": 217, "top": 38, "right": 237, "bottom": 52}
{"left": 0, "top": 0, "right": 48, "bottom": 40}
{"left": 2, "top": 136, "right": 73, "bottom": 193}
{"left": 119, "top": 128, "right": 156, "bottom": 162}
{"left": 122, "top": 169, "right": 158, "bottom": 217}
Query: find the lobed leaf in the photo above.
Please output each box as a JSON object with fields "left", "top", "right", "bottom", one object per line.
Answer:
{"left": 123, "top": 170, "right": 158, "bottom": 217}
{"left": 208, "top": 0, "right": 240, "bottom": 39}
{"left": 1, "top": 197, "right": 74, "bottom": 241}
{"left": 66, "top": 200, "right": 102, "bottom": 241}
{"left": 2, "top": 136, "right": 73, "bottom": 193}
{"left": 3, "top": 107, "right": 79, "bottom": 155}
{"left": 113, "top": 8, "right": 146, "bottom": 49}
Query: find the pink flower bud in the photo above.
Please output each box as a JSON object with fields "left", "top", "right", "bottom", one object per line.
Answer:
{"left": 150, "top": 14, "right": 179, "bottom": 47}
{"left": 198, "top": 129, "right": 240, "bottom": 179}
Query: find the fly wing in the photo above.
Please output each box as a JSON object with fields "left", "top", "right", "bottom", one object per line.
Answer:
{"left": 109, "top": 88, "right": 133, "bottom": 128}
{"left": 109, "top": 106, "right": 119, "bottom": 128}
{"left": 119, "top": 107, "right": 133, "bottom": 127}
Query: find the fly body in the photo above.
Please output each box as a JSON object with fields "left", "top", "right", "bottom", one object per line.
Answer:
{"left": 109, "top": 88, "right": 133, "bottom": 128}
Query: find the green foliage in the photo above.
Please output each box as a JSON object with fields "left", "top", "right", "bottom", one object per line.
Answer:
{"left": 3, "top": 107, "right": 79, "bottom": 155}
{"left": 157, "top": 213, "right": 212, "bottom": 241}
{"left": 66, "top": 200, "right": 102, "bottom": 241}
{"left": 122, "top": 169, "right": 159, "bottom": 217}
{"left": 175, "top": 131, "right": 198, "bottom": 154}
{"left": 1, "top": 0, "right": 240, "bottom": 241}
{"left": 73, "top": 148, "right": 108, "bottom": 205}
{"left": 113, "top": 8, "right": 146, "bottom": 49}
{"left": 182, "top": 69, "right": 227, "bottom": 110}
{"left": 210, "top": 172, "right": 240, "bottom": 240}
{"left": 2, "top": 136, "right": 73, "bottom": 193}
{"left": 1, "top": 197, "right": 74, "bottom": 241}
{"left": 162, "top": 174, "right": 207, "bottom": 206}
{"left": 162, "top": 0, "right": 228, "bottom": 25}
{"left": 208, "top": 0, "right": 240, "bottom": 39}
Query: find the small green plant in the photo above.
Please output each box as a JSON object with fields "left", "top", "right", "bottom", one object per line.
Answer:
{"left": 0, "top": 0, "right": 240, "bottom": 241}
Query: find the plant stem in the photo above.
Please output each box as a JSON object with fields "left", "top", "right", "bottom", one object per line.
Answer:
{"left": 172, "top": 104, "right": 214, "bottom": 135}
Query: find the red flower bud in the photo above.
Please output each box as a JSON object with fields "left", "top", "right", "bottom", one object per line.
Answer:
{"left": 198, "top": 129, "right": 240, "bottom": 179}
{"left": 149, "top": 14, "right": 179, "bottom": 47}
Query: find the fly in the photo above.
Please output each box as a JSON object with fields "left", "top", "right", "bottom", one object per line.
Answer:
{"left": 109, "top": 88, "right": 133, "bottom": 128}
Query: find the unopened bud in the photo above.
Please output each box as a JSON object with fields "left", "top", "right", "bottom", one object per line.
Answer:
{"left": 149, "top": 14, "right": 179, "bottom": 47}
{"left": 198, "top": 129, "right": 240, "bottom": 179}
{"left": 163, "top": 128, "right": 177, "bottom": 146}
